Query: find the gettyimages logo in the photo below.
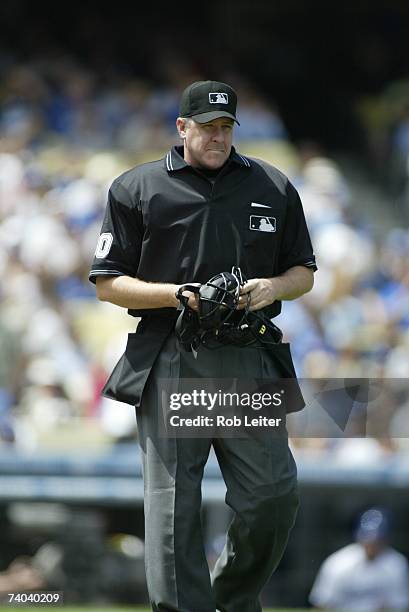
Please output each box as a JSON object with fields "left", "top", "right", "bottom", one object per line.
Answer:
{"left": 157, "top": 378, "right": 409, "bottom": 439}
{"left": 209, "top": 92, "right": 229, "bottom": 104}
{"left": 158, "top": 378, "right": 286, "bottom": 438}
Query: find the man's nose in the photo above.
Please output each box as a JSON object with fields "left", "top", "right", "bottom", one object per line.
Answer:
{"left": 211, "top": 128, "right": 224, "bottom": 142}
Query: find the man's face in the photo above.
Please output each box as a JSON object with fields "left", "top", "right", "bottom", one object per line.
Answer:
{"left": 176, "top": 117, "right": 234, "bottom": 170}
{"left": 362, "top": 540, "right": 385, "bottom": 560}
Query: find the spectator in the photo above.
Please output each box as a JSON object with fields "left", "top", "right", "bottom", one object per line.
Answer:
{"left": 309, "top": 507, "right": 409, "bottom": 610}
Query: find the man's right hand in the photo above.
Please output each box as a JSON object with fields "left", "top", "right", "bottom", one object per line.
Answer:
{"left": 175, "top": 283, "right": 201, "bottom": 311}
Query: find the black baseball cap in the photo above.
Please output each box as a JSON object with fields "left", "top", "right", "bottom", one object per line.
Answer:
{"left": 179, "top": 80, "right": 240, "bottom": 125}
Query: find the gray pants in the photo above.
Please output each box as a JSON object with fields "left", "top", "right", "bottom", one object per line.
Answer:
{"left": 136, "top": 334, "right": 299, "bottom": 612}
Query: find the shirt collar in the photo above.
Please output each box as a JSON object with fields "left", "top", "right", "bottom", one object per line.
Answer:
{"left": 164, "top": 145, "right": 251, "bottom": 173}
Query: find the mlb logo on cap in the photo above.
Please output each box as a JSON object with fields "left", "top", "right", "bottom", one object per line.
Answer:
{"left": 209, "top": 92, "right": 229, "bottom": 104}
{"left": 179, "top": 80, "right": 240, "bottom": 124}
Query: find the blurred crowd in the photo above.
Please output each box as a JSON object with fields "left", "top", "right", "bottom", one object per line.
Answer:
{"left": 0, "top": 503, "right": 147, "bottom": 604}
{"left": 357, "top": 77, "right": 409, "bottom": 217}
{"left": 1, "top": 57, "right": 409, "bottom": 458}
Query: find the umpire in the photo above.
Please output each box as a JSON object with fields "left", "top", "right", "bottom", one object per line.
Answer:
{"left": 90, "top": 80, "right": 317, "bottom": 612}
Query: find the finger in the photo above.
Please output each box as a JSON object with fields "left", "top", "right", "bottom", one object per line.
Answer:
{"left": 239, "top": 286, "right": 250, "bottom": 295}
{"left": 248, "top": 299, "right": 269, "bottom": 311}
{"left": 188, "top": 298, "right": 198, "bottom": 311}
{"left": 189, "top": 293, "right": 199, "bottom": 310}
{"left": 183, "top": 292, "right": 199, "bottom": 311}
{"left": 240, "top": 279, "right": 257, "bottom": 294}
{"left": 237, "top": 293, "right": 252, "bottom": 310}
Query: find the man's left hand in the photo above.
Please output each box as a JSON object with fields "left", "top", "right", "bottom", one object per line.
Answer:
{"left": 237, "top": 278, "right": 277, "bottom": 311}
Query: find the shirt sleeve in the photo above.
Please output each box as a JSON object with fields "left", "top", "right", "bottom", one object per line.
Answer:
{"left": 383, "top": 554, "right": 409, "bottom": 608}
{"left": 89, "top": 179, "right": 143, "bottom": 284}
{"left": 309, "top": 556, "right": 342, "bottom": 608}
{"left": 277, "top": 180, "right": 317, "bottom": 274}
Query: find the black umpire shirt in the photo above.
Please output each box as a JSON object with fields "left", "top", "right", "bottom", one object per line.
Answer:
{"left": 89, "top": 145, "right": 317, "bottom": 407}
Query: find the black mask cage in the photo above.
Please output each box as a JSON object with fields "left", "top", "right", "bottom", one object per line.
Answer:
{"left": 198, "top": 270, "right": 241, "bottom": 330}
{"left": 175, "top": 266, "right": 282, "bottom": 351}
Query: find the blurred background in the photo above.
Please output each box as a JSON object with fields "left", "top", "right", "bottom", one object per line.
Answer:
{"left": 1, "top": 0, "right": 409, "bottom": 607}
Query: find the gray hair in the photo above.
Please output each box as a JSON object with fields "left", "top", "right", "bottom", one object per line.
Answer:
{"left": 180, "top": 117, "right": 194, "bottom": 127}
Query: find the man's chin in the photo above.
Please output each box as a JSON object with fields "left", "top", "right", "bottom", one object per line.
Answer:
{"left": 202, "top": 151, "right": 228, "bottom": 169}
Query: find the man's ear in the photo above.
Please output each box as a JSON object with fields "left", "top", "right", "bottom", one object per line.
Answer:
{"left": 176, "top": 117, "right": 188, "bottom": 139}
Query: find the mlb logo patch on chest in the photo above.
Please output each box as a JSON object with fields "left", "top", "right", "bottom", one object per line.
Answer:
{"left": 249, "top": 215, "right": 276, "bottom": 232}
